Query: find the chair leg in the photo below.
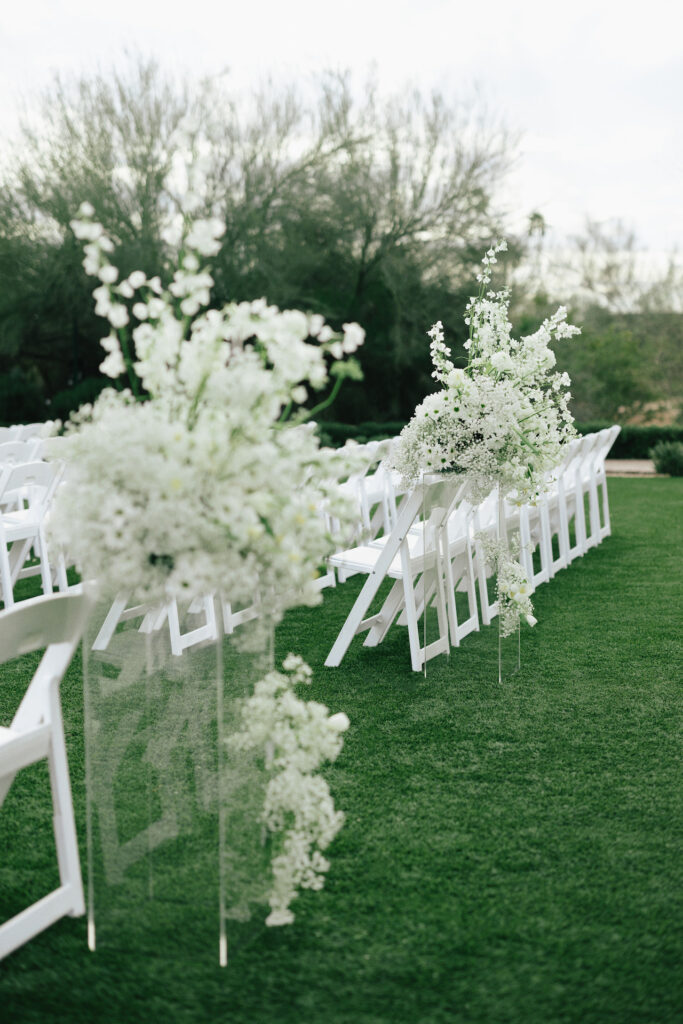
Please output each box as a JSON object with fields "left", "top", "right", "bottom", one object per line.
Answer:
{"left": 0, "top": 538, "right": 15, "bottom": 609}
{"left": 47, "top": 692, "right": 85, "bottom": 917}
{"left": 600, "top": 476, "right": 612, "bottom": 539}
{"left": 37, "top": 526, "right": 54, "bottom": 597}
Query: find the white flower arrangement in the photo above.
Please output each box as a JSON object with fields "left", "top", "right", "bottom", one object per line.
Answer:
{"left": 49, "top": 193, "right": 366, "bottom": 620}
{"left": 227, "top": 654, "right": 349, "bottom": 926}
{"left": 49, "top": 137, "right": 366, "bottom": 932}
{"left": 392, "top": 240, "right": 581, "bottom": 504}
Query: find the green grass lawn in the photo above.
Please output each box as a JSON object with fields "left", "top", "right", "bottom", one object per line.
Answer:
{"left": 1, "top": 478, "right": 681, "bottom": 1024}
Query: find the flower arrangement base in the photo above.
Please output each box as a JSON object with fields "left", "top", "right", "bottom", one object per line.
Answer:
{"left": 82, "top": 598, "right": 274, "bottom": 965}
{"left": 498, "top": 621, "right": 521, "bottom": 684}
{"left": 496, "top": 491, "right": 523, "bottom": 684}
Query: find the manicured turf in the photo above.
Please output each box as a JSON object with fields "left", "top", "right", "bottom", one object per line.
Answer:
{"left": 1, "top": 479, "right": 681, "bottom": 1023}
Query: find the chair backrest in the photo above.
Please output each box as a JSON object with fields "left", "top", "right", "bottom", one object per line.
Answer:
{"left": 0, "top": 460, "right": 61, "bottom": 511}
{"left": 0, "top": 427, "right": 20, "bottom": 444}
{"left": 15, "top": 423, "right": 46, "bottom": 442}
{"left": 560, "top": 435, "right": 593, "bottom": 489}
{"left": 593, "top": 424, "right": 621, "bottom": 467}
{"left": 0, "top": 588, "right": 94, "bottom": 662}
{"left": 0, "top": 440, "right": 42, "bottom": 465}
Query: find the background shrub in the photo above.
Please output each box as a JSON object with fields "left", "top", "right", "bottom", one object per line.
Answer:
{"left": 649, "top": 441, "right": 683, "bottom": 476}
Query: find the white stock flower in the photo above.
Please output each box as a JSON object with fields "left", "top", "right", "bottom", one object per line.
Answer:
{"left": 185, "top": 218, "right": 225, "bottom": 257}
{"left": 106, "top": 304, "right": 129, "bottom": 329}
{"left": 99, "top": 348, "right": 125, "bottom": 378}
{"left": 392, "top": 239, "right": 579, "bottom": 505}
{"left": 341, "top": 322, "right": 364, "bottom": 353}
{"left": 97, "top": 264, "right": 118, "bottom": 285}
{"left": 328, "top": 712, "right": 350, "bottom": 732}
{"left": 128, "top": 270, "right": 146, "bottom": 289}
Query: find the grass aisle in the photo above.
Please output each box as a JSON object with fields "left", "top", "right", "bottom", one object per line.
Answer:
{"left": 1, "top": 479, "right": 681, "bottom": 1023}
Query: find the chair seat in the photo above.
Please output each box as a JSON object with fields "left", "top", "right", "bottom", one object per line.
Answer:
{"left": 2, "top": 508, "right": 42, "bottom": 540}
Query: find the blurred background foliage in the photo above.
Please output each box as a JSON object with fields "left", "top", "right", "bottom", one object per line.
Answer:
{"left": 0, "top": 58, "right": 680, "bottom": 428}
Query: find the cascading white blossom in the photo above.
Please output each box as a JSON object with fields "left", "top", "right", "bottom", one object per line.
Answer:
{"left": 227, "top": 654, "right": 349, "bottom": 926}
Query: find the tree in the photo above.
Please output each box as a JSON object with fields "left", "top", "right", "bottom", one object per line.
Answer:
{"left": 0, "top": 60, "right": 516, "bottom": 424}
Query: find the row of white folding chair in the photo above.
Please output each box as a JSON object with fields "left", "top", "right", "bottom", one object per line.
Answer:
{"left": 129, "top": 429, "right": 619, "bottom": 664}
{"left": 542, "top": 426, "right": 620, "bottom": 574}
{"left": 474, "top": 427, "right": 621, "bottom": 620}
{"left": 324, "top": 428, "right": 621, "bottom": 670}
{"left": 91, "top": 592, "right": 261, "bottom": 656}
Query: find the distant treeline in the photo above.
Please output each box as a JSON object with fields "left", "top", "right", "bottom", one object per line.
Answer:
{"left": 0, "top": 59, "right": 680, "bottom": 430}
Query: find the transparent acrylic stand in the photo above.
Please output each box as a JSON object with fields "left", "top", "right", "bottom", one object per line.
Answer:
{"left": 83, "top": 596, "right": 273, "bottom": 966}
{"left": 497, "top": 489, "right": 521, "bottom": 684}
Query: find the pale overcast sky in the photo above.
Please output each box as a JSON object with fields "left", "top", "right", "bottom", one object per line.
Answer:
{"left": 1, "top": 0, "right": 681, "bottom": 252}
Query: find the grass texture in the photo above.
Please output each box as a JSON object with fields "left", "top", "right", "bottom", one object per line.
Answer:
{"left": 0, "top": 478, "right": 681, "bottom": 1023}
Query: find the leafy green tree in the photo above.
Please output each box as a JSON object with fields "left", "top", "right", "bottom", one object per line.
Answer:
{"left": 0, "top": 61, "right": 515, "bottom": 424}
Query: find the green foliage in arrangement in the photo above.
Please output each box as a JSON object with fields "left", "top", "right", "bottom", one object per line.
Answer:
{"left": 0, "top": 479, "right": 681, "bottom": 1024}
{"left": 650, "top": 440, "right": 683, "bottom": 476}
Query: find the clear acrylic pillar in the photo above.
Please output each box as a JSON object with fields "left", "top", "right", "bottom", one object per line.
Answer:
{"left": 82, "top": 596, "right": 273, "bottom": 965}
{"left": 497, "top": 489, "right": 521, "bottom": 683}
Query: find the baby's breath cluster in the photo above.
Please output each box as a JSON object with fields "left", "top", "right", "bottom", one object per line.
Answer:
{"left": 227, "top": 654, "right": 349, "bottom": 926}
{"left": 393, "top": 240, "right": 580, "bottom": 503}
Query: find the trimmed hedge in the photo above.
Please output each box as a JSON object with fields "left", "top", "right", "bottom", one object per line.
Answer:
{"left": 575, "top": 422, "right": 683, "bottom": 459}
{"left": 316, "top": 419, "right": 683, "bottom": 459}
{"left": 650, "top": 441, "right": 683, "bottom": 476}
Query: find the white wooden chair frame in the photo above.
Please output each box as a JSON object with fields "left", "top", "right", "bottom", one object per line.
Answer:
{"left": 0, "top": 587, "right": 94, "bottom": 960}
{"left": 0, "top": 461, "right": 62, "bottom": 610}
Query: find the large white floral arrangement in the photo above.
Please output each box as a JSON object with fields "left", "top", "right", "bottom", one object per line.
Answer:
{"left": 392, "top": 240, "right": 580, "bottom": 504}
{"left": 49, "top": 199, "right": 365, "bottom": 621}
{"left": 46, "top": 139, "right": 365, "bottom": 931}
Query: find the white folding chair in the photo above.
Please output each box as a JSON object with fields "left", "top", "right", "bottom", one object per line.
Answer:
{"left": 585, "top": 425, "right": 621, "bottom": 546}
{"left": 0, "top": 587, "right": 95, "bottom": 961}
{"left": 0, "top": 440, "right": 43, "bottom": 466}
{"left": 0, "top": 442, "right": 46, "bottom": 514}
{"left": 544, "top": 437, "right": 592, "bottom": 573}
{"left": 0, "top": 461, "right": 62, "bottom": 609}
{"left": 325, "top": 475, "right": 470, "bottom": 672}
{"left": 497, "top": 494, "right": 551, "bottom": 593}
{"left": 329, "top": 440, "right": 399, "bottom": 583}
{"left": 391, "top": 492, "right": 480, "bottom": 649}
